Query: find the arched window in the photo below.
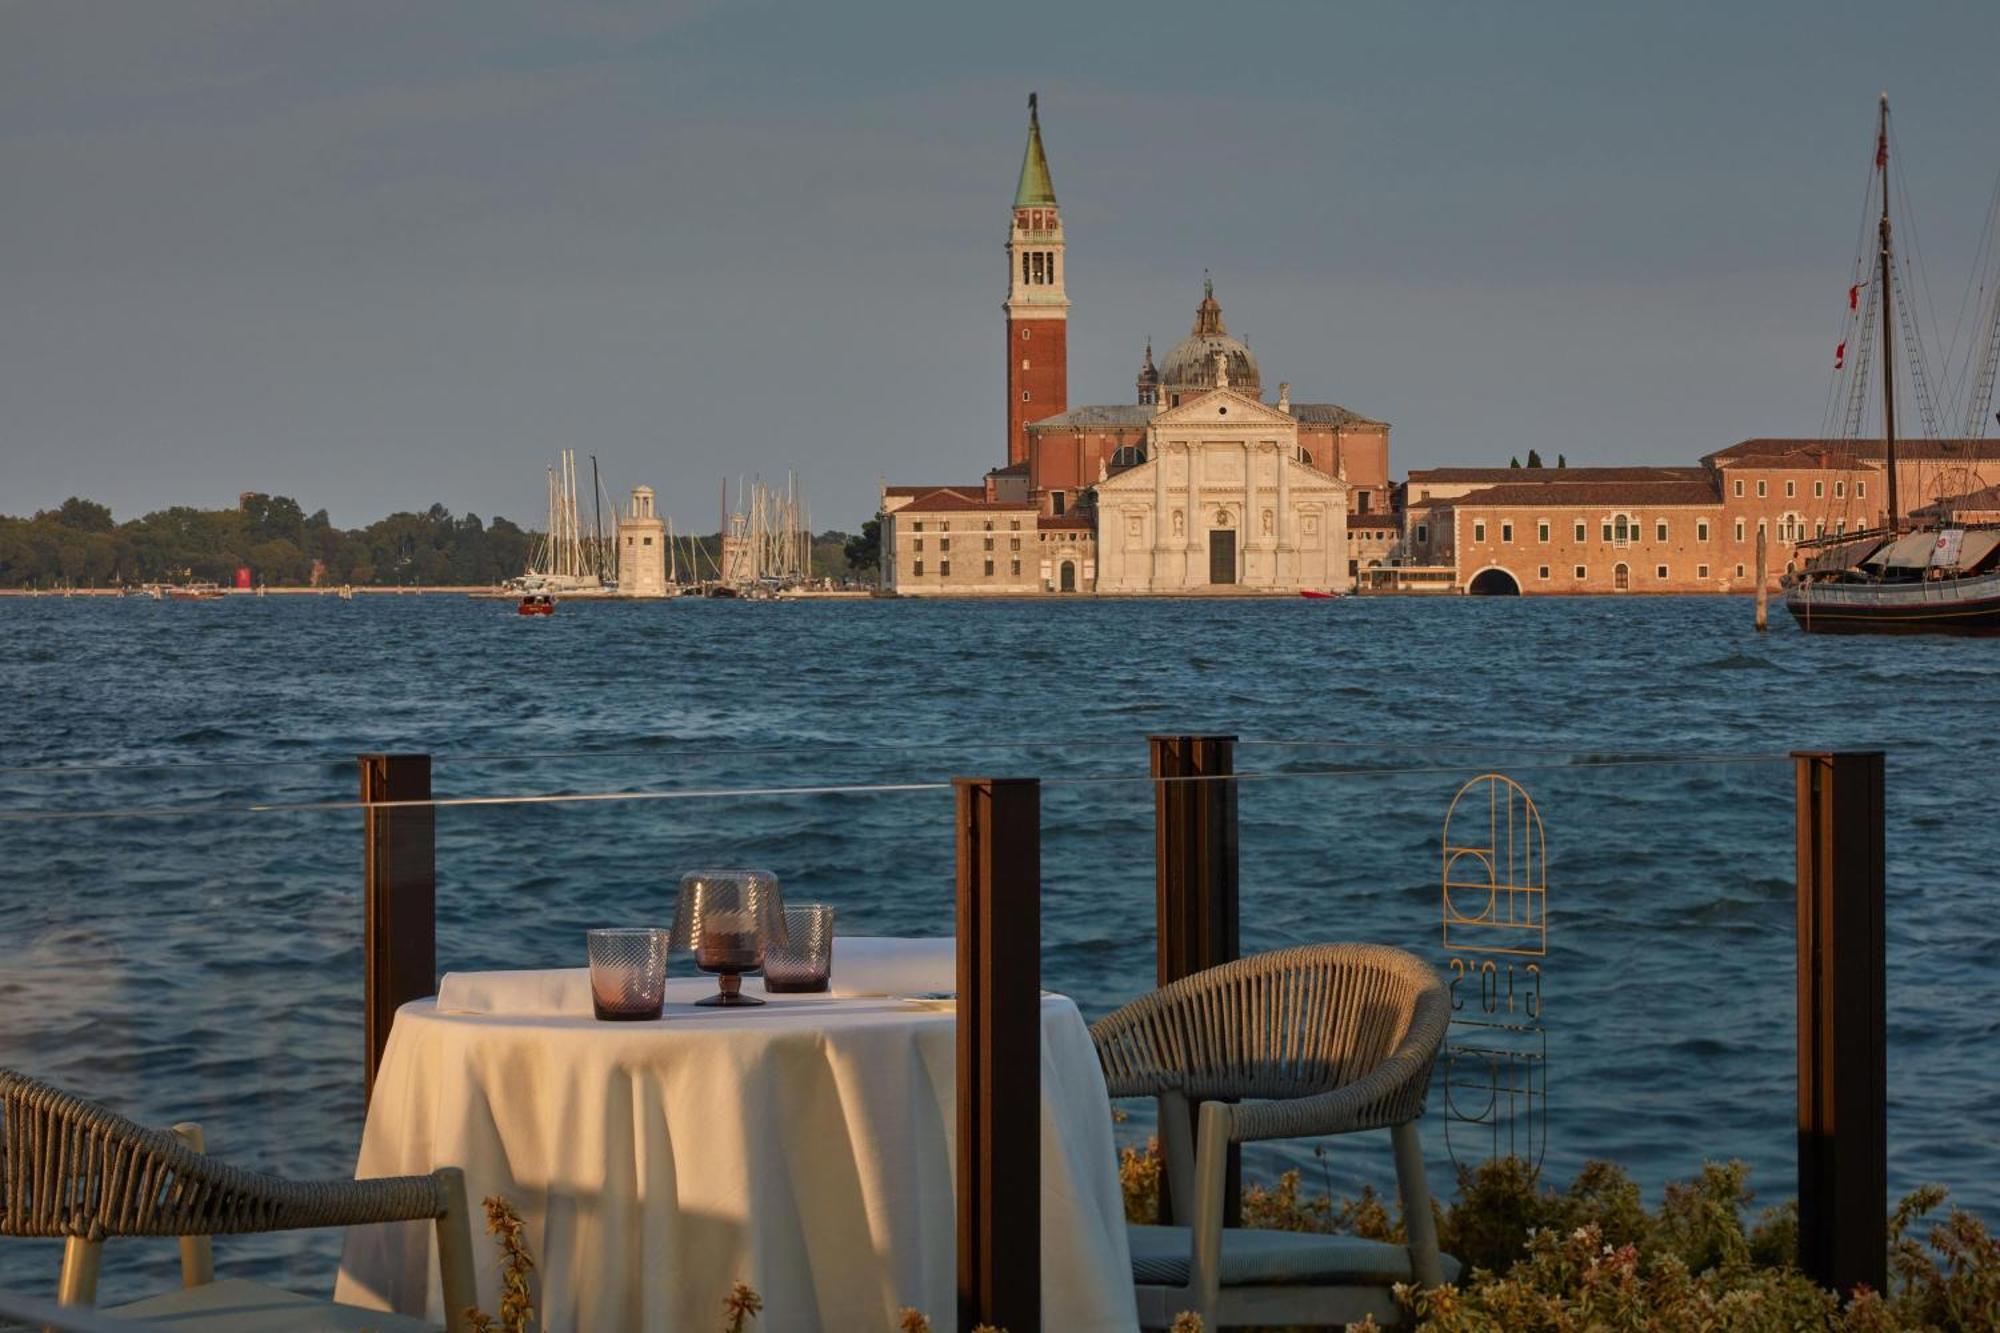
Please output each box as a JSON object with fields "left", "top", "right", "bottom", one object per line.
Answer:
{"left": 1614, "top": 562, "right": 1631, "bottom": 590}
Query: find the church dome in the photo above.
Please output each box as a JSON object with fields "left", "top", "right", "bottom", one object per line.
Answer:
{"left": 1157, "top": 278, "right": 1261, "bottom": 398}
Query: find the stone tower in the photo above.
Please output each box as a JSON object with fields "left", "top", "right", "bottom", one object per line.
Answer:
{"left": 617, "top": 485, "right": 668, "bottom": 597}
{"left": 1004, "top": 93, "right": 1068, "bottom": 468}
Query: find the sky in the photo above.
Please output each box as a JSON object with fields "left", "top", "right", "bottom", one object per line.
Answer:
{"left": 5, "top": 0, "right": 2000, "bottom": 532}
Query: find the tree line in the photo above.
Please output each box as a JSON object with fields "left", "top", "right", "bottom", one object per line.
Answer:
{"left": 0, "top": 495, "right": 867, "bottom": 588}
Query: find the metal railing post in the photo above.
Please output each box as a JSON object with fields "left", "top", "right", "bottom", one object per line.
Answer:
{"left": 954, "top": 776, "right": 1041, "bottom": 1333}
{"left": 361, "top": 753, "right": 436, "bottom": 1104}
{"left": 1149, "top": 734, "right": 1240, "bottom": 1224}
{"left": 1793, "top": 749, "right": 1886, "bottom": 1296}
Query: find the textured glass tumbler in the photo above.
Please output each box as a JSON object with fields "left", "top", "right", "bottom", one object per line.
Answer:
{"left": 671, "top": 868, "right": 786, "bottom": 1007}
{"left": 587, "top": 928, "right": 670, "bottom": 1021}
{"left": 762, "top": 904, "right": 835, "bottom": 993}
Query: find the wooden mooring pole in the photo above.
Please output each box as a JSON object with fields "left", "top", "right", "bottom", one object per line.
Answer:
{"left": 360, "top": 753, "right": 436, "bottom": 1104}
{"left": 1793, "top": 750, "right": 1886, "bottom": 1296}
{"left": 1756, "top": 528, "right": 1770, "bottom": 631}
{"left": 954, "top": 777, "right": 1041, "bottom": 1333}
{"left": 1149, "top": 735, "right": 1241, "bottom": 1224}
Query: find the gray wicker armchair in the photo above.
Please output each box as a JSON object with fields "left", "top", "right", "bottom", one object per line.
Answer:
{"left": 1091, "top": 944, "right": 1456, "bottom": 1330}
{"left": 0, "top": 1069, "right": 475, "bottom": 1332}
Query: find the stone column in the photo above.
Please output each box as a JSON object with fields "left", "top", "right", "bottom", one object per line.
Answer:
{"left": 1276, "top": 441, "right": 1293, "bottom": 586}
{"left": 1152, "top": 439, "right": 1169, "bottom": 589}
{"left": 1185, "top": 443, "right": 1202, "bottom": 587}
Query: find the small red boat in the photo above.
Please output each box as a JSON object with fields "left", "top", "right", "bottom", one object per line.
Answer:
{"left": 517, "top": 594, "right": 556, "bottom": 616}
{"left": 1298, "top": 589, "right": 1343, "bottom": 600}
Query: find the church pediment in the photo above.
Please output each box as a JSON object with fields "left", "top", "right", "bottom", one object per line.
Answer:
{"left": 1147, "top": 386, "right": 1296, "bottom": 429}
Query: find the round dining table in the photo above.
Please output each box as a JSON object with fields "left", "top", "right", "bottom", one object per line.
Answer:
{"left": 333, "top": 944, "right": 1138, "bottom": 1332}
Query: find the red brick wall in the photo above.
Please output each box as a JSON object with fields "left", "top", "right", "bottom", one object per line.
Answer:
{"left": 1007, "top": 319, "right": 1067, "bottom": 467}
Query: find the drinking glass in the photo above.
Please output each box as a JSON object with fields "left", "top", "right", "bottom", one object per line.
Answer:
{"left": 587, "top": 927, "right": 670, "bottom": 1021}
{"left": 670, "top": 868, "right": 786, "bottom": 1007}
{"left": 762, "top": 903, "right": 835, "bottom": 994}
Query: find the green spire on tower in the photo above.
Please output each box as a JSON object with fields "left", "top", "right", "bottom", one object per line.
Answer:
{"left": 1013, "top": 92, "right": 1057, "bottom": 208}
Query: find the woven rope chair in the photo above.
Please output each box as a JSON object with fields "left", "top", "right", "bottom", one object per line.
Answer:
{"left": 0, "top": 1069, "right": 475, "bottom": 1332}
{"left": 1091, "top": 944, "right": 1455, "bottom": 1330}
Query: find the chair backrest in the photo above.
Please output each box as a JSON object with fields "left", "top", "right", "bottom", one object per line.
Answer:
{"left": 0, "top": 1068, "right": 218, "bottom": 1242}
{"left": 1091, "top": 943, "right": 1449, "bottom": 1104}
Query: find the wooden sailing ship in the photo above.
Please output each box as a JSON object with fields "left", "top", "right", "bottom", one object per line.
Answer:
{"left": 1785, "top": 96, "right": 2000, "bottom": 634}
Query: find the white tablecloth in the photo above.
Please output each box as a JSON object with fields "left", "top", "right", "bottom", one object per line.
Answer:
{"left": 334, "top": 954, "right": 1137, "bottom": 1332}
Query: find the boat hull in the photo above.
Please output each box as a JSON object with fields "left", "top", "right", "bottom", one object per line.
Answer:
{"left": 1784, "top": 570, "right": 2000, "bottom": 635}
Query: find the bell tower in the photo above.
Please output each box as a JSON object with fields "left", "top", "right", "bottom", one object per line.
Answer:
{"left": 1004, "top": 93, "right": 1069, "bottom": 468}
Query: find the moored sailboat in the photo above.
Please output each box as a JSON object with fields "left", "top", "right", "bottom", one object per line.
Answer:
{"left": 1786, "top": 96, "right": 2000, "bottom": 635}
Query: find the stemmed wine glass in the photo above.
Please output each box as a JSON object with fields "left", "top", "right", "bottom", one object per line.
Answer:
{"left": 670, "top": 868, "right": 787, "bottom": 1007}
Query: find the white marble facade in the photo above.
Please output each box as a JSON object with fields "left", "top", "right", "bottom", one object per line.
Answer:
{"left": 1095, "top": 387, "right": 1350, "bottom": 592}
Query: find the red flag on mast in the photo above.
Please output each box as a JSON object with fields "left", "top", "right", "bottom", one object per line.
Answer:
{"left": 1848, "top": 283, "right": 1862, "bottom": 311}
{"left": 1835, "top": 340, "right": 1847, "bottom": 369}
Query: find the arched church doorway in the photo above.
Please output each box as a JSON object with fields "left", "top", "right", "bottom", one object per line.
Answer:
{"left": 1059, "top": 561, "right": 1076, "bottom": 592}
{"left": 1467, "top": 568, "right": 1521, "bottom": 596}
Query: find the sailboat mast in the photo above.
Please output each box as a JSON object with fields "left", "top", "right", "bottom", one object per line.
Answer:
{"left": 1877, "top": 93, "right": 1899, "bottom": 530}
{"left": 591, "top": 454, "right": 605, "bottom": 580}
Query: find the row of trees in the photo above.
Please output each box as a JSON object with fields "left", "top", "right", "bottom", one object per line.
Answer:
{"left": 0, "top": 495, "right": 870, "bottom": 588}
{"left": 0, "top": 495, "right": 534, "bottom": 588}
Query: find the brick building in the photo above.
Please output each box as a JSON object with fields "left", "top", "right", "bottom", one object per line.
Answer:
{"left": 1410, "top": 439, "right": 2000, "bottom": 595}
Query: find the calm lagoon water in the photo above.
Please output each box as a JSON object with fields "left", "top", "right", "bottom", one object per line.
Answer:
{"left": 1, "top": 593, "right": 1994, "bottom": 1297}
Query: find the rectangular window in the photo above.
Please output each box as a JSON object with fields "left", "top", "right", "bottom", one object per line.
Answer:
{"left": 1009, "top": 519, "right": 1020, "bottom": 530}
{"left": 940, "top": 537, "right": 950, "bottom": 552}
{"left": 1757, "top": 519, "right": 1767, "bottom": 537}
{"left": 643, "top": 536, "right": 653, "bottom": 546}
{"left": 1358, "top": 492, "right": 1372, "bottom": 514}
{"left": 1834, "top": 481, "right": 1845, "bottom": 497}
{"left": 1052, "top": 492, "right": 1066, "bottom": 516}
{"left": 912, "top": 521, "right": 924, "bottom": 532}
{"left": 983, "top": 559, "right": 994, "bottom": 576}
{"left": 1757, "top": 480, "right": 1767, "bottom": 497}
{"left": 1601, "top": 522, "right": 1613, "bottom": 541}
{"left": 983, "top": 537, "right": 994, "bottom": 551}
{"left": 1537, "top": 520, "right": 1550, "bottom": 543}
{"left": 1856, "top": 481, "right": 1866, "bottom": 498}
{"left": 1538, "top": 565, "right": 1551, "bottom": 580}
{"left": 1733, "top": 479, "right": 1744, "bottom": 497}
{"left": 1815, "top": 480, "right": 1825, "bottom": 498}
{"left": 1415, "top": 524, "right": 1429, "bottom": 543}
{"left": 1697, "top": 564, "right": 1710, "bottom": 578}
{"left": 984, "top": 520, "right": 994, "bottom": 531}
{"left": 1574, "top": 520, "right": 1587, "bottom": 541}
{"left": 1473, "top": 520, "right": 1487, "bottom": 543}
{"left": 1734, "top": 519, "right": 1745, "bottom": 541}
{"left": 1697, "top": 520, "right": 1710, "bottom": 542}
{"left": 940, "top": 559, "right": 951, "bottom": 576}
{"left": 1021, "top": 254, "right": 1030, "bottom": 286}
{"left": 1736, "top": 563, "right": 1746, "bottom": 577}
{"left": 1656, "top": 564, "right": 1668, "bottom": 579}
{"left": 1010, "top": 537, "right": 1020, "bottom": 550}
{"left": 1785, "top": 480, "right": 1796, "bottom": 497}
{"left": 1573, "top": 565, "right": 1587, "bottom": 579}
{"left": 1010, "top": 558, "right": 1021, "bottom": 575}
{"left": 914, "top": 560, "right": 924, "bottom": 576}
{"left": 1655, "top": 520, "right": 1668, "bottom": 542}
{"left": 1836, "top": 519, "right": 1847, "bottom": 534}
{"left": 914, "top": 538, "right": 924, "bottom": 552}
{"left": 1501, "top": 521, "right": 1513, "bottom": 543}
